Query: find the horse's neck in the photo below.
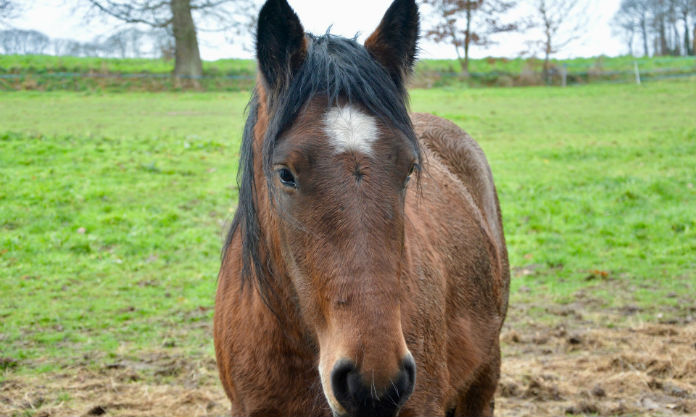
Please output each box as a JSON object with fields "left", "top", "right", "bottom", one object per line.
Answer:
{"left": 255, "top": 253, "right": 316, "bottom": 355}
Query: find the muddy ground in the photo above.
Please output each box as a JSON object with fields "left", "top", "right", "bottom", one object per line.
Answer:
{"left": 2, "top": 298, "right": 695, "bottom": 417}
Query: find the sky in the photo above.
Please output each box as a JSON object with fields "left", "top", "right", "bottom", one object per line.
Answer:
{"left": 8, "top": 0, "right": 627, "bottom": 60}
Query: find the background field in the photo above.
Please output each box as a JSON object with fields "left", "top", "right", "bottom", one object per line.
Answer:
{"left": 1, "top": 78, "right": 696, "bottom": 416}
{"left": 2, "top": 55, "right": 695, "bottom": 91}
{"left": 2, "top": 54, "right": 694, "bottom": 76}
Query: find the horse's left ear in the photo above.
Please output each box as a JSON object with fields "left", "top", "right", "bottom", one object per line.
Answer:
{"left": 256, "top": 0, "right": 307, "bottom": 93}
{"left": 364, "top": 0, "right": 419, "bottom": 90}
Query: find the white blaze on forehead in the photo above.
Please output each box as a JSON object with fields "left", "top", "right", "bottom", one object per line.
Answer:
{"left": 323, "top": 104, "right": 379, "bottom": 155}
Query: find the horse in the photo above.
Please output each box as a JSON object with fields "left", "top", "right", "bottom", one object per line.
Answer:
{"left": 214, "top": 0, "right": 510, "bottom": 416}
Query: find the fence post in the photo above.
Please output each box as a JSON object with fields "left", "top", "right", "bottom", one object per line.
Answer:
{"left": 561, "top": 64, "right": 567, "bottom": 87}
{"left": 634, "top": 61, "right": 641, "bottom": 85}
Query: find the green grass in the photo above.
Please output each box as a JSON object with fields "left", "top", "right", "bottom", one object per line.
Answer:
{"left": 1, "top": 80, "right": 695, "bottom": 376}
{"left": 417, "top": 55, "right": 696, "bottom": 74}
{"left": 0, "top": 55, "right": 258, "bottom": 76}
{"left": 410, "top": 81, "right": 696, "bottom": 311}
{"left": 2, "top": 55, "right": 694, "bottom": 91}
{"left": 2, "top": 54, "right": 694, "bottom": 76}
{"left": 0, "top": 92, "right": 248, "bottom": 373}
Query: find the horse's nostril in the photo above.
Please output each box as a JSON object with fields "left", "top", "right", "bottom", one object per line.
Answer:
{"left": 331, "top": 359, "right": 357, "bottom": 409}
{"left": 330, "top": 357, "right": 416, "bottom": 417}
{"left": 398, "top": 355, "right": 417, "bottom": 396}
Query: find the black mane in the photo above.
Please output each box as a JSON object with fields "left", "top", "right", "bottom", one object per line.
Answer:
{"left": 223, "top": 33, "right": 420, "bottom": 309}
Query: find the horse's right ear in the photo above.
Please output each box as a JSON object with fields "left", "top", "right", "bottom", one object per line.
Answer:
{"left": 364, "top": 0, "right": 419, "bottom": 91}
{"left": 256, "top": 0, "right": 307, "bottom": 93}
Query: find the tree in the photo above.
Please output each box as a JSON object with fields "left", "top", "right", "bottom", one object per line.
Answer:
{"left": 0, "top": 29, "right": 50, "bottom": 54}
{"left": 84, "top": 0, "right": 255, "bottom": 79}
{"left": 421, "top": 0, "right": 520, "bottom": 74}
{"left": 614, "top": 0, "right": 652, "bottom": 56}
{"left": 612, "top": 7, "right": 638, "bottom": 54}
{"left": 102, "top": 28, "right": 149, "bottom": 58}
{"left": 613, "top": 0, "right": 696, "bottom": 57}
{"left": 0, "top": 0, "right": 21, "bottom": 26}
{"left": 675, "top": 0, "right": 693, "bottom": 54}
{"left": 152, "top": 27, "right": 176, "bottom": 59}
{"left": 647, "top": 0, "right": 675, "bottom": 55}
{"left": 528, "top": 0, "right": 590, "bottom": 83}
{"left": 656, "top": 0, "right": 691, "bottom": 56}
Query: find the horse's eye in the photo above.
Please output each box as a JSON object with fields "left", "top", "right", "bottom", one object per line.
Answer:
{"left": 405, "top": 163, "right": 418, "bottom": 185}
{"left": 277, "top": 168, "right": 297, "bottom": 188}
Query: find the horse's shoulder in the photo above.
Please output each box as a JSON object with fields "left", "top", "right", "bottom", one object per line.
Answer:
{"left": 410, "top": 112, "right": 504, "bottom": 248}
{"left": 411, "top": 112, "right": 486, "bottom": 174}
{"left": 411, "top": 112, "right": 509, "bottom": 318}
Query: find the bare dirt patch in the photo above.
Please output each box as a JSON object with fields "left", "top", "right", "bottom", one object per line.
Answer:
{"left": 0, "top": 353, "right": 229, "bottom": 417}
{"left": 497, "top": 309, "right": 696, "bottom": 417}
{"left": 2, "top": 309, "right": 695, "bottom": 416}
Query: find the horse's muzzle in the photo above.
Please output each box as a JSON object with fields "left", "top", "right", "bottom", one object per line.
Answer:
{"left": 331, "top": 355, "right": 416, "bottom": 417}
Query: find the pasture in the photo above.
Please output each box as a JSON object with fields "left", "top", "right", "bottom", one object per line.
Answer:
{"left": 2, "top": 55, "right": 695, "bottom": 91}
{"left": 1, "top": 79, "right": 695, "bottom": 416}
{"left": 2, "top": 54, "right": 694, "bottom": 77}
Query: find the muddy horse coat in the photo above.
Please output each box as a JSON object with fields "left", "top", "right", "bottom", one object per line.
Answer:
{"left": 214, "top": 0, "right": 510, "bottom": 416}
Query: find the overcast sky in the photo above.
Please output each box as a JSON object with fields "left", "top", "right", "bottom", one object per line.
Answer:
{"left": 9, "top": 0, "right": 626, "bottom": 60}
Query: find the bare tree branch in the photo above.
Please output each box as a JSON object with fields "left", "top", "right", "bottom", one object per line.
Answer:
{"left": 420, "top": 0, "right": 522, "bottom": 74}
{"left": 85, "top": 0, "right": 172, "bottom": 27}
{"left": 527, "top": 0, "right": 590, "bottom": 83}
{"left": 81, "top": 0, "right": 259, "bottom": 80}
{"left": 0, "top": 0, "right": 23, "bottom": 27}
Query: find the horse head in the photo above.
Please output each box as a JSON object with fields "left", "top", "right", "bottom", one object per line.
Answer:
{"left": 250, "top": 0, "right": 421, "bottom": 415}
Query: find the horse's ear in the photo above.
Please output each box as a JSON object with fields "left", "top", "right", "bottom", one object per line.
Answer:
{"left": 256, "top": 0, "right": 307, "bottom": 93}
{"left": 364, "top": 0, "right": 419, "bottom": 90}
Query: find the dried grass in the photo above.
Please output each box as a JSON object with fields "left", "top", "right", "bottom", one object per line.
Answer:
{"left": 2, "top": 322, "right": 694, "bottom": 416}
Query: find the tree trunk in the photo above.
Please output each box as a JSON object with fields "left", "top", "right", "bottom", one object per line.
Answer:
{"left": 543, "top": 22, "right": 552, "bottom": 84}
{"left": 672, "top": 16, "right": 681, "bottom": 54}
{"left": 641, "top": 17, "right": 649, "bottom": 56}
{"left": 684, "top": 12, "right": 692, "bottom": 55}
{"left": 447, "top": 19, "right": 467, "bottom": 75}
{"left": 538, "top": 0, "right": 553, "bottom": 84}
{"left": 452, "top": 45, "right": 466, "bottom": 75}
{"left": 659, "top": 16, "right": 668, "bottom": 55}
{"left": 543, "top": 44, "right": 551, "bottom": 84}
{"left": 170, "top": 0, "right": 203, "bottom": 80}
{"left": 462, "top": 5, "right": 472, "bottom": 75}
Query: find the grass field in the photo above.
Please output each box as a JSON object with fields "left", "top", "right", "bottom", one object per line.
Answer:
{"left": 2, "top": 55, "right": 695, "bottom": 91}
{"left": 2, "top": 54, "right": 694, "bottom": 75}
{"left": 1, "top": 79, "right": 695, "bottom": 416}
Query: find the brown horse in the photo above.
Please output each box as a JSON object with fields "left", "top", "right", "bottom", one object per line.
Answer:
{"left": 214, "top": 0, "right": 509, "bottom": 416}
